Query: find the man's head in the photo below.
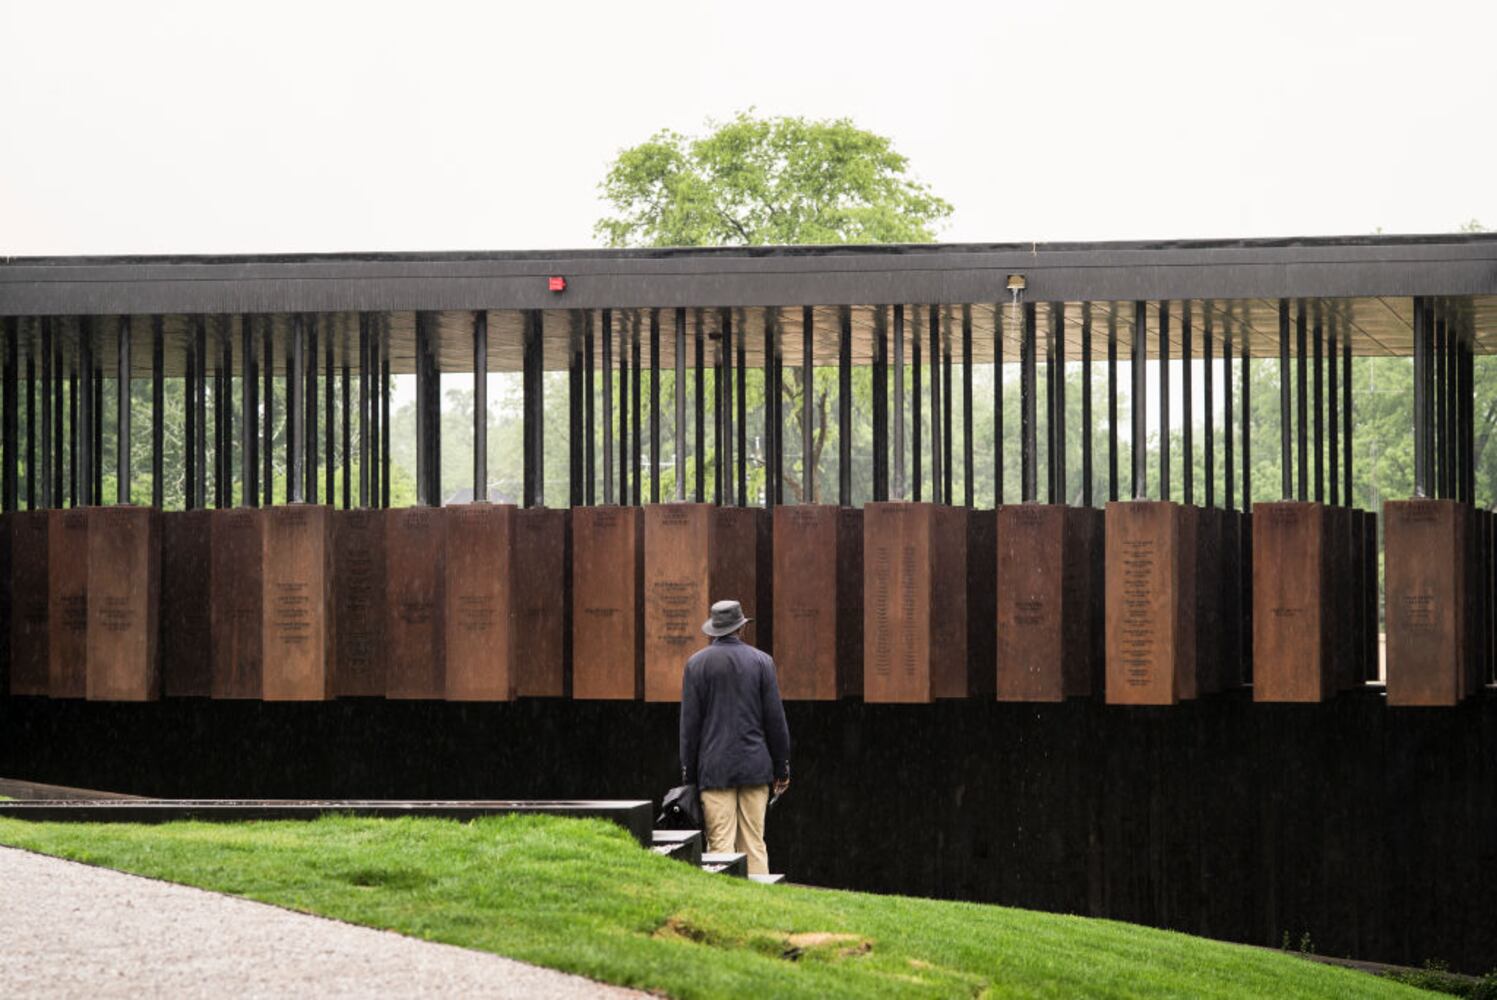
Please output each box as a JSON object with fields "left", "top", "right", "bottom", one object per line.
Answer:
{"left": 701, "top": 599, "right": 751, "bottom": 637}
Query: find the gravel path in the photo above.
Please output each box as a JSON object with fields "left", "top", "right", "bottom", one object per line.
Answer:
{"left": 0, "top": 845, "right": 648, "bottom": 999}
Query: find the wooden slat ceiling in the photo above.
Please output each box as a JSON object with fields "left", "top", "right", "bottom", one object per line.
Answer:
{"left": 10, "top": 296, "right": 1493, "bottom": 377}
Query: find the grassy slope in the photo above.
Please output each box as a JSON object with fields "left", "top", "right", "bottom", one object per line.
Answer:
{"left": 0, "top": 815, "right": 1430, "bottom": 1000}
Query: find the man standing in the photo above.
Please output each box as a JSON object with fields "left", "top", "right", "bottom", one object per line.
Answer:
{"left": 679, "top": 599, "right": 791, "bottom": 876}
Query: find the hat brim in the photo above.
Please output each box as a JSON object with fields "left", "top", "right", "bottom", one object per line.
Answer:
{"left": 701, "top": 615, "right": 751, "bottom": 637}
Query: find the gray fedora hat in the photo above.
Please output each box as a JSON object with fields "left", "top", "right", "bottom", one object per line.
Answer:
{"left": 701, "top": 599, "right": 751, "bottom": 637}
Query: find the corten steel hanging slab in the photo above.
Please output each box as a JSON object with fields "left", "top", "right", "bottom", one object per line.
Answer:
{"left": 261, "top": 505, "right": 333, "bottom": 701}
{"left": 85, "top": 506, "right": 160, "bottom": 702}
{"left": 996, "top": 504, "right": 1103, "bottom": 702}
{"left": 1384, "top": 498, "right": 1470, "bottom": 706}
{"left": 571, "top": 505, "right": 644, "bottom": 700}
{"left": 9, "top": 510, "right": 51, "bottom": 696}
{"left": 771, "top": 505, "right": 863, "bottom": 701}
{"left": 161, "top": 510, "right": 212, "bottom": 697}
{"left": 443, "top": 503, "right": 515, "bottom": 701}
{"left": 385, "top": 506, "right": 445, "bottom": 699}
{"left": 209, "top": 508, "right": 264, "bottom": 699}
{"left": 862, "top": 502, "right": 969, "bottom": 703}
{"left": 513, "top": 507, "right": 566, "bottom": 698}
{"left": 1105, "top": 500, "right": 1197, "bottom": 706}
{"left": 331, "top": 508, "right": 387, "bottom": 697}
{"left": 642, "top": 503, "right": 762, "bottom": 703}
{"left": 47, "top": 508, "right": 88, "bottom": 698}
{"left": 1252, "top": 502, "right": 1336, "bottom": 702}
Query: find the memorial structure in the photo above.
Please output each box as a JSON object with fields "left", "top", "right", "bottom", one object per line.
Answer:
{"left": 3, "top": 235, "right": 1496, "bottom": 977}
{"left": 0, "top": 236, "right": 1489, "bottom": 711}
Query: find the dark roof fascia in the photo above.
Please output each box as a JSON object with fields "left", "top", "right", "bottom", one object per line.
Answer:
{"left": 3, "top": 234, "right": 1495, "bottom": 316}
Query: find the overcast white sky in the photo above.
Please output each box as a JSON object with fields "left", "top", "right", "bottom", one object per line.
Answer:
{"left": 2, "top": 0, "right": 1493, "bottom": 256}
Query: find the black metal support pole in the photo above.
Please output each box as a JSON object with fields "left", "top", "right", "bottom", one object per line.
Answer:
{"left": 1279, "top": 299, "right": 1293, "bottom": 500}
{"left": 356, "top": 315, "right": 369, "bottom": 507}
{"left": 1413, "top": 297, "right": 1429, "bottom": 497}
{"left": 117, "top": 316, "right": 131, "bottom": 503}
{"left": 1052, "top": 302, "right": 1066, "bottom": 504}
{"left": 712, "top": 309, "right": 724, "bottom": 502}
{"left": 92, "top": 352, "right": 103, "bottom": 504}
{"left": 961, "top": 304, "right": 973, "bottom": 508}
{"left": 1204, "top": 308, "right": 1215, "bottom": 508}
{"left": 305, "top": 317, "right": 318, "bottom": 504}
{"left": 733, "top": 308, "right": 745, "bottom": 502}
{"left": 325, "top": 321, "right": 334, "bottom": 506}
{"left": 584, "top": 311, "right": 595, "bottom": 506}
{"left": 929, "top": 304, "right": 943, "bottom": 506}
{"left": 631, "top": 313, "right": 641, "bottom": 507}
{"left": 673, "top": 306, "right": 685, "bottom": 499}
{"left": 24, "top": 339, "right": 34, "bottom": 509}
{"left": 184, "top": 323, "right": 197, "bottom": 509}
{"left": 2, "top": 317, "right": 15, "bottom": 513}
{"left": 522, "top": 309, "right": 543, "bottom": 508}
{"left": 66, "top": 347, "right": 75, "bottom": 507}
{"left": 1159, "top": 303, "right": 1171, "bottom": 502}
{"left": 40, "top": 318, "right": 52, "bottom": 508}
{"left": 1343, "top": 333, "right": 1353, "bottom": 505}
{"left": 287, "top": 314, "right": 304, "bottom": 504}
{"left": 340, "top": 353, "right": 349, "bottom": 509}
{"left": 1107, "top": 310, "right": 1117, "bottom": 502}
{"left": 414, "top": 312, "right": 430, "bottom": 505}
{"left": 1242, "top": 335, "right": 1252, "bottom": 511}
{"left": 1081, "top": 303, "right": 1092, "bottom": 507}
{"left": 1313, "top": 310, "right": 1324, "bottom": 503}
{"left": 648, "top": 309, "right": 660, "bottom": 504}
{"left": 263, "top": 320, "right": 274, "bottom": 507}
{"left": 912, "top": 307, "right": 922, "bottom": 503}
{"left": 194, "top": 316, "right": 206, "bottom": 509}
{"left": 619, "top": 313, "right": 630, "bottom": 505}
{"left": 764, "top": 310, "right": 777, "bottom": 507}
{"left": 221, "top": 321, "right": 233, "bottom": 508}
{"left": 475, "top": 310, "right": 489, "bottom": 502}
{"left": 1182, "top": 304, "right": 1193, "bottom": 506}
{"left": 1296, "top": 300, "right": 1308, "bottom": 502}
{"left": 942, "top": 311, "right": 953, "bottom": 506}
{"left": 694, "top": 309, "right": 706, "bottom": 502}
{"left": 380, "top": 326, "right": 390, "bottom": 508}
{"left": 1335, "top": 321, "right": 1347, "bottom": 508}
{"left": 150, "top": 315, "right": 163, "bottom": 508}
{"left": 840, "top": 305, "right": 853, "bottom": 506}
{"left": 724, "top": 306, "right": 736, "bottom": 508}
{"left": 802, "top": 306, "right": 814, "bottom": 503}
{"left": 1021, "top": 300, "right": 1037, "bottom": 503}
{"left": 995, "top": 303, "right": 1005, "bottom": 506}
{"left": 601, "top": 309, "right": 614, "bottom": 504}
{"left": 894, "top": 305, "right": 906, "bottom": 501}
{"left": 1224, "top": 320, "right": 1235, "bottom": 511}
{"left": 239, "top": 316, "right": 253, "bottom": 506}
{"left": 719, "top": 309, "right": 732, "bottom": 505}
{"left": 1131, "top": 301, "right": 1146, "bottom": 500}
{"left": 569, "top": 312, "right": 583, "bottom": 508}
{"left": 1435, "top": 304, "right": 1447, "bottom": 498}
{"left": 78, "top": 321, "right": 90, "bottom": 507}
{"left": 873, "top": 307, "right": 888, "bottom": 502}
{"left": 52, "top": 327, "right": 63, "bottom": 507}
{"left": 735, "top": 313, "right": 746, "bottom": 506}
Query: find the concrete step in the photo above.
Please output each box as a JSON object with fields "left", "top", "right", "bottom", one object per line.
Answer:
{"left": 747, "top": 873, "right": 785, "bottom": 885}
{"left": 700, "top": 851, "right": 747, "bottom": 877}
{"left": 650, "top": 829, "right": 703, "bottom": 866}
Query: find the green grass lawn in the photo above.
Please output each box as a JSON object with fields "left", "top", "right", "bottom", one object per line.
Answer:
{"left": 0, "top": 814, "right": 1434, "bottom": 1000}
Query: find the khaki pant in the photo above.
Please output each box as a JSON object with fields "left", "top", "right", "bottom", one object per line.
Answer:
{"left": 700, "top": 784, "right": 770, "bottom": 875}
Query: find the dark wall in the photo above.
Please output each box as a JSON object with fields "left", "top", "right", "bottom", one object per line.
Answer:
{"left": 3, "top": 689, "right": 1495, "bottom": 974}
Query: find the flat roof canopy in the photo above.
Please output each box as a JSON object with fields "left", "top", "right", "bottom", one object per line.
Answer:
{"left": 3, "top": 233, "right": 1495, "bottom": 375}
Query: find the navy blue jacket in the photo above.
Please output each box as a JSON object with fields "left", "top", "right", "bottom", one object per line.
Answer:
{"left": 679, "top": 635, "right": 791, "bottom": 790}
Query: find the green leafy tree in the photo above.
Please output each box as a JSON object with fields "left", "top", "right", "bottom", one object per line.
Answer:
{"left": 593, "top": 112, "right": 953, "bottom": 501}
{"left": 595, "top": 112, "right": 952, "bottom": 248}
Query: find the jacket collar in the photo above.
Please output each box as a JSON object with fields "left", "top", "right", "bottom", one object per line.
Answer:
{"left": 712, "top": 634, "right": 745, "bottom": 645}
